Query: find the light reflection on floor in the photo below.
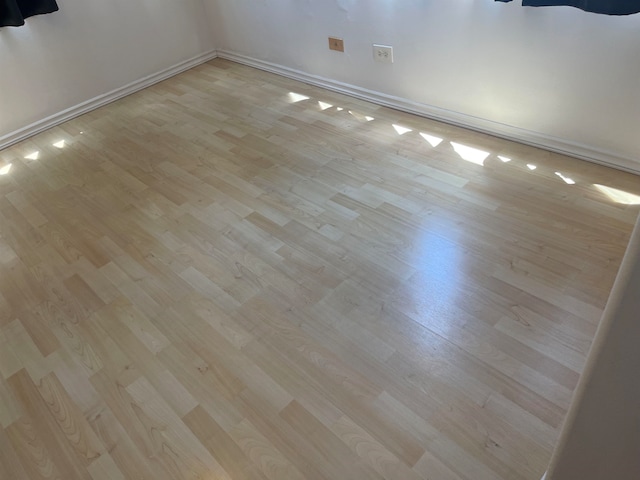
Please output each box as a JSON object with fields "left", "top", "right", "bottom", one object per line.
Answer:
{"left": 555, "top": 172, "right": 576, "bottom": 185}
{"left": 288, "top": 92, "right": 310, "bottom": 103}
{"left": 392, "top": 124, "right": 413, "bottom": 135}
{"left": 450, "top": 142, "right": 490, "bottom": 166}
{"left": 594, "top": 184, "right": 640, "bottom": 205}
{"left": 401, "top": 231, "right": 462, "bottom": 337}
{"left": 420, "top": 133, "right": 443, "bottom": 147}
{"left": 281, "top": 91, "right": 640, "bottom": 208}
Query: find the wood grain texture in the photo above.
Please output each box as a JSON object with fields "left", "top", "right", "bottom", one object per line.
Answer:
{"left": 0, "top": 58, "right": 639, "bottom": 479}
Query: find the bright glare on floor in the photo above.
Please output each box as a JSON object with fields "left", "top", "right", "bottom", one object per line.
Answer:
{"left": 420, "top": 133, "right": 443, "bottom": 147}
{"left": 0, "top": 164, "right": 12, "bottom": 175}
{"left": 288, "top": 92, "right": 310, "bottom": 103}
{"left": 392, "top": 124, "right": 412, "bottom": 135}
{"left": 450, "top": 142, "right": 490, "bottom": 166}
{"left": 24, "top": 151, "right": 39, "bottom": 160}
{"left": 349, "top": 111, "right": 376, "bottom": 122}
{"left": 555, "top": 172, "right": 576, "bottom": 185}
{"left": 594, "top": 184, "right": 640, "bottom": 205}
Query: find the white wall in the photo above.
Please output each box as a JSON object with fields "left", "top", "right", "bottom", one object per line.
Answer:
{"left": 0, "top": 0, "right": 215, "bottom": 141}
{"left": 207, "top": 0, "right": 640, "bottom": 172}
{"left": 545, "top": 217, "right": 640, "bottom": 480}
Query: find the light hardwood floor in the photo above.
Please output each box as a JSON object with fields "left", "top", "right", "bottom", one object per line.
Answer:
{"left": 0, "top": 59, "right": 638, "bottom": 480}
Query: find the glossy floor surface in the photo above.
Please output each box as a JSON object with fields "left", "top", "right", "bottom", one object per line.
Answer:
{"left": 0, "top": 59, "right": 639, "bottom": 480}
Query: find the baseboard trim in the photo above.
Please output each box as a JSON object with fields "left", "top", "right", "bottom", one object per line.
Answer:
{"left": 217, "top": 50, "right": 640, "bottom": 175}
{"left": 0, "top": 50, "right": 219, "bottom": 151}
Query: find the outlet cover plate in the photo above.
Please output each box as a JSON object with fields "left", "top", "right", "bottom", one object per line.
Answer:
{"left": 373, "top": 44, "right": 393, "bottom": 64}
{"left": 329, "top": 37, "right": 345, "bottom": 52}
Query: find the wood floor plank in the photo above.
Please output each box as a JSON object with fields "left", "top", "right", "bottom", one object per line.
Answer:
{"left": 8, "top": 369, "right": 92, "bottom": 479}
{"left": 227, "top": 418, "right": 307, "bottom": 480}
{"left": 5, "top": 415, "right": 65, "bottom": 480}
{"left": 0, "top": 426, "right": 30, "bottom": 480}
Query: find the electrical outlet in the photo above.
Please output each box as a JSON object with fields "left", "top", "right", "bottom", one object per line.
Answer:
{"left": 329, "top": 37, "right": 344, "bottom": 52}
{"left": 373, "top": 44, "right": 393, "bottom": 64}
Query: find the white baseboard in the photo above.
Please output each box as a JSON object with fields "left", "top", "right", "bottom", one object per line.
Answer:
{"left": 217, "top": 49, "right": 640, "bottom": 175}
{"left": 0, "top": 50, "right": 218, "bottom": 151}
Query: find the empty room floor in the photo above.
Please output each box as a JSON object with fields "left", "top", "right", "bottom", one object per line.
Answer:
{"left": 0, "top": 59, "right": 639, "bottom": 480}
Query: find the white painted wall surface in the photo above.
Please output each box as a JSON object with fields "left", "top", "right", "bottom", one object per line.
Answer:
{"left": 208, "top": 0, "right": 640, "bottom": 171}
{"left": 545, "top": 216, "right": 640, "bottom": 480}
{"left": 0, "top": 0, "right": 215, "bottom": 139}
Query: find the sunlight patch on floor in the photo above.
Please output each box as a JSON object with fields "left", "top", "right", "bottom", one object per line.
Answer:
{"left": 450, "top": 142, "right": 490, "bottom": 166}
{"left": 393, "top": 124, "right": 412, "bottom": 135}
{"left": 420, "top": 133, "right": 443, "bottom": 147}
{"left": 289, "top": 92, "right": 310, "bottom": 103}
{"left": 595, "top": 184, "right": 640, "bottom": 205}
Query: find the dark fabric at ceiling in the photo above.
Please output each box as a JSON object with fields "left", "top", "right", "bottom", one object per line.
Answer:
{"left": 1, "top": 0, "right": 59, "bottom": 27}
{"left": 495, "top": 0, "right": 640, "bottom": 15}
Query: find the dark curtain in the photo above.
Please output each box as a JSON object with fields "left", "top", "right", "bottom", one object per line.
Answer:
{"left": 496, "top": 0, "right": 640, "bottom": 15}
{"left": 1, "top": 0, "right": 59, "bottom": 27}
